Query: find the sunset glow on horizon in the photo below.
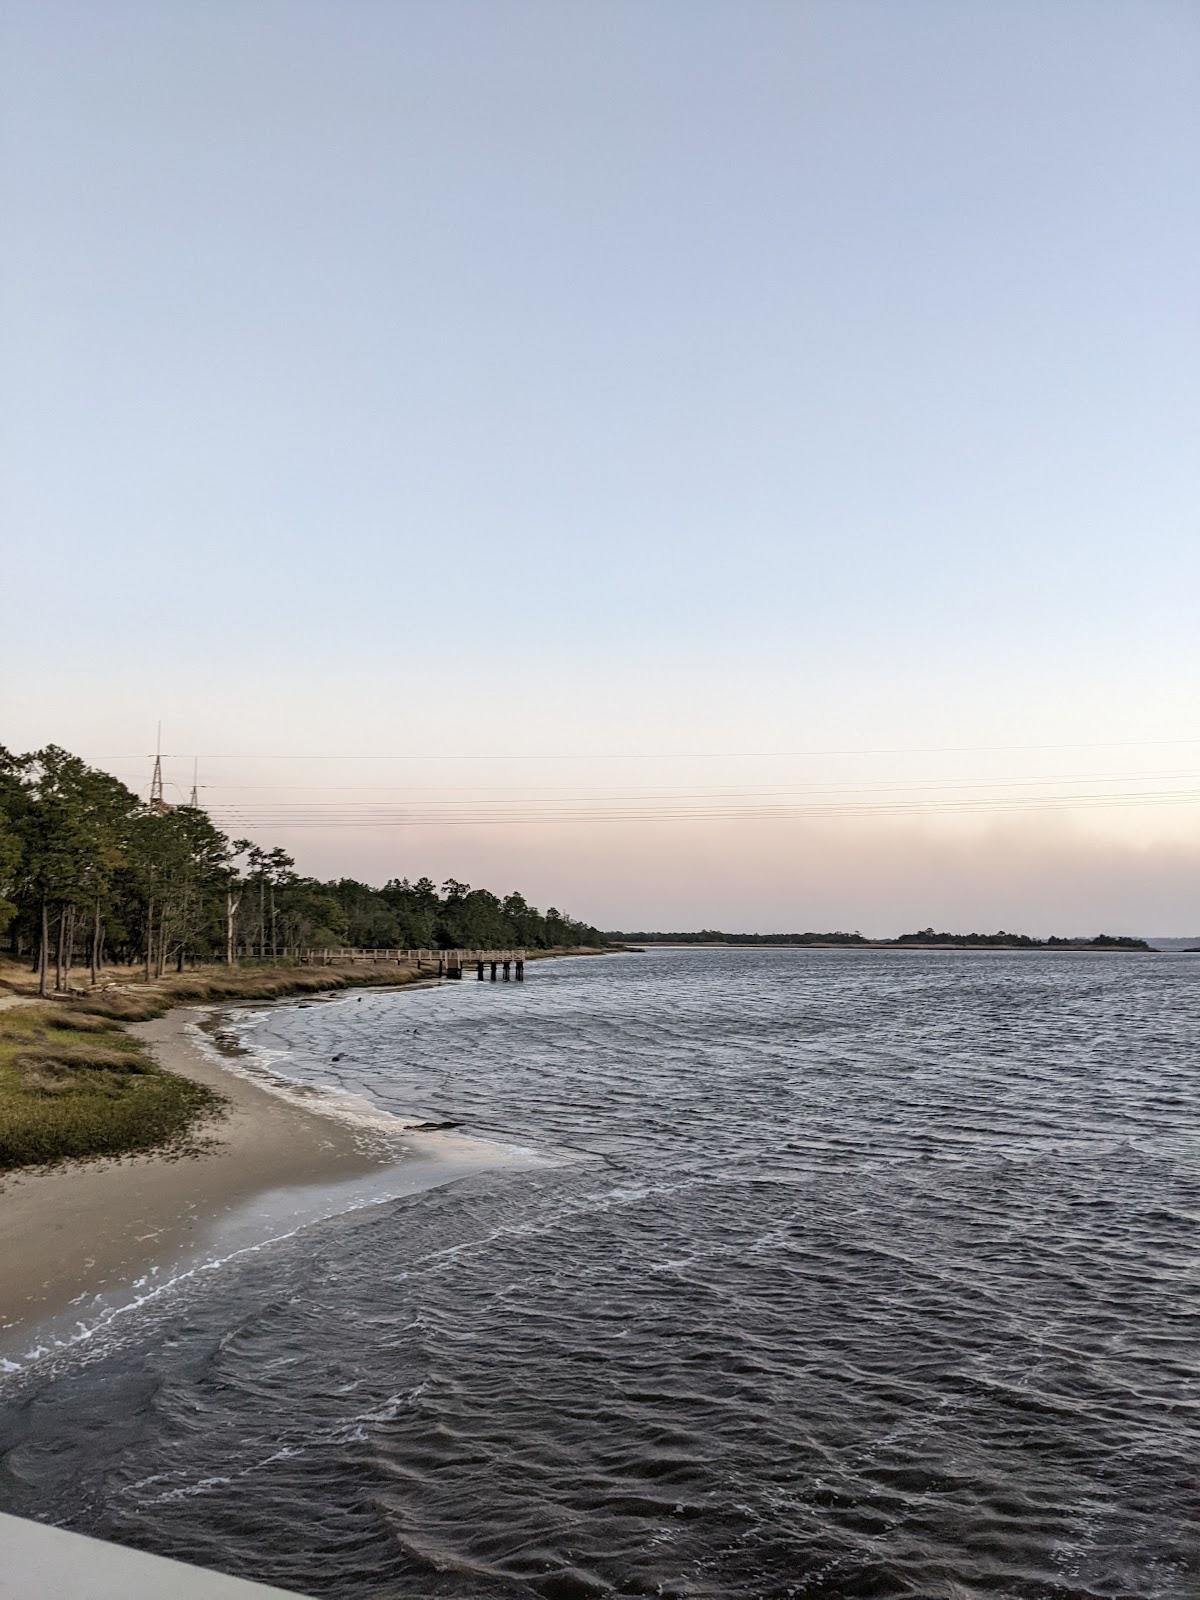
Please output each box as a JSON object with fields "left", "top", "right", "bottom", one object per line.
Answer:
{"left": 4, "top": 0, "right": 1197, "bottom": 933}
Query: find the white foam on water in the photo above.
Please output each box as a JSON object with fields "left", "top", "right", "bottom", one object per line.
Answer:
{"left": 191, "top": 1003, "right": 558, "bottom": 1169}
{"left": 0, "top": 1143, "right": 533, "bottom": 1384}
{"left": 187, "top": 1011, "right": 432, "bottom": 1142}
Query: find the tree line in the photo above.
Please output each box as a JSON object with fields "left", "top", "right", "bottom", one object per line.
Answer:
{"left": 891, "top": 928, "right": 1150, "bottom": 949}
{"left": 610, "top": 930, "right": 869, "bottom": 945}
{"left": 610, "top": 927, "right": 1151, "bottom": 949}
{"left": 0, "top": 745, "right": 604, "bottom": 994}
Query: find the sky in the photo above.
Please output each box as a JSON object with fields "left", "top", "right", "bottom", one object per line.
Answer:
{"left": 2, "top": 0, "right": 1198, "bottom": 934}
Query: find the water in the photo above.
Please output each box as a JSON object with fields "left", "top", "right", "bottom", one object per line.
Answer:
{"left": 1, "top": 948, "right": 1197, "bottom": 1599}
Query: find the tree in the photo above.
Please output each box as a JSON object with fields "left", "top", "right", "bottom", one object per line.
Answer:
{"left": 0, "top": 748, "right": 31, "bottom": 943}
{"left": 12, "top": 748, "right": 138, "bottom": 993}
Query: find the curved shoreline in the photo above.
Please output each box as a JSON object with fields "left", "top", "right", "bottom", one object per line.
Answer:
{"left": 0, "top": 994, "right": 537, "bottom": 1374}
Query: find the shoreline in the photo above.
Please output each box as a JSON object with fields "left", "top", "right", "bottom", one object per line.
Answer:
{"left": 0, "top": 980, "right": 553, "bottom": 1375}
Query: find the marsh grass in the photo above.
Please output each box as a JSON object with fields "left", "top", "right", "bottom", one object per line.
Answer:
{"left": 0, "top": 1006, "right": 223, "bottom": 1171}
{"left": 70, "top": 963, "right": 434, "bottom": 1022}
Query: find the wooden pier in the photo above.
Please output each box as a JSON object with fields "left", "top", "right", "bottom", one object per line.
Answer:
{"left": 296, "top": 947, "right": 527, "bottom": 981}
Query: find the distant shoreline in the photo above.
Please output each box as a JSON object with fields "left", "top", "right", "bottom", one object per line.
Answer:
{"left": 623, "top": 940, "right": 1163, "bottom": 952}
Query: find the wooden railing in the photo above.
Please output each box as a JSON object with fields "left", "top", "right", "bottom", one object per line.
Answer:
{"left": 293, "top": 947, "right": 528, "bottom": 979}
{"left": 295, "top": 947, "right": 527, "bottom": 964}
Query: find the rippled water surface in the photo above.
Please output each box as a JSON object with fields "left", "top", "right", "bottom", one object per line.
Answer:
{"left": 2, "top": 949, "right": 1197, "bottom": 1599}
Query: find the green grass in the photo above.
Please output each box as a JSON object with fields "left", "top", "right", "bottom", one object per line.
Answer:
{"left": 0, "top": 1006, "right": 224, "bottom": 1172}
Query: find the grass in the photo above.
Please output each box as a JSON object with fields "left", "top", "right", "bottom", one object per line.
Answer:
{"left": 0, "top": 1004, "right": 223, "bottom": 1172}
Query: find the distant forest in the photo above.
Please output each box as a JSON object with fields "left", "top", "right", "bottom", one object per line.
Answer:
{"left": 611, "top": 928, "right": 1152, "bottom": 950}
{"left": 0, "top": 744, "right": 604, "bottom": 994}
{"left": 613, "top": 930, "right": 868, "bottom": 946}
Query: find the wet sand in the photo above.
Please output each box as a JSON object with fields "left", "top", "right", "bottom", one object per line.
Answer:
{"left": 0, "top": 1002, "right": 526, "bottom": 1370}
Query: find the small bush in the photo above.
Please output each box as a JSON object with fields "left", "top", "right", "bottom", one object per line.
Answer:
{"left": 14, "top": 1043, "right": 146, "bottom": 1074}
{"left": 43, "top": 1009, "right": 118, "bottom": 1034}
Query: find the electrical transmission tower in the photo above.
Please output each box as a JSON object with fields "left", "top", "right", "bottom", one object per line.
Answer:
{"left": 149, "top": 723, "right": 171, "bottom": 812}
{"left": 189, "top": 758, "right": 200, "bottom": 808}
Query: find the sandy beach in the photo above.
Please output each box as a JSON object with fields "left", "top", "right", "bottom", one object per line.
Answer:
{"left": 0, "top": 997, "right": 529, "bottom": 1371}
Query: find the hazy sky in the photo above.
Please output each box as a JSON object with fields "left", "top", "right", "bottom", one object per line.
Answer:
{"left": 3, "top": 0, "right": 1198, "bottom": 933}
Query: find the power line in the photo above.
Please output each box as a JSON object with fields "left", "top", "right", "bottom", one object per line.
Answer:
{"left": 200, "top": 770, "right": 1200, "bottom": 808}
{"left": 108, "top": 765, "right": 1200, "bottom": 796}
{"left": 205, "top": 784, "right": 1200, "bottom": 828}
{"left": 92, "top": 734, "right": 1200, "bottom": 763}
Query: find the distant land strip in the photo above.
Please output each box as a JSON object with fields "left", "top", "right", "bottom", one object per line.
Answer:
{"left": 608, "top": 929, "right": 1154, "bottom": 950}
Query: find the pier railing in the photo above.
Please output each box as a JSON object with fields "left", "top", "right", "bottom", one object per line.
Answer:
{"left": 294, "top": 947, "right": 528, "bottom": 979}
